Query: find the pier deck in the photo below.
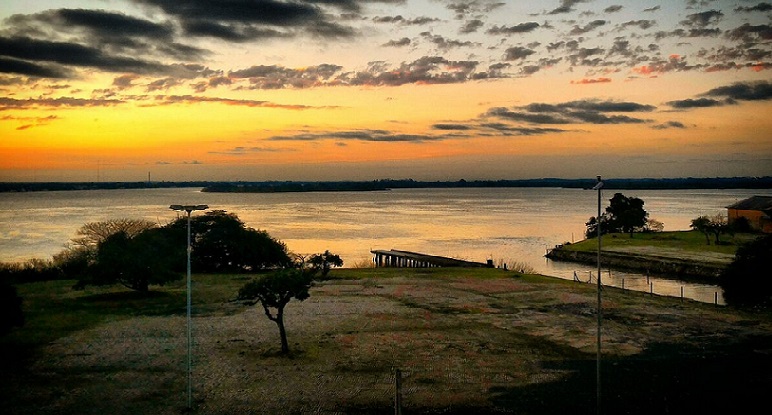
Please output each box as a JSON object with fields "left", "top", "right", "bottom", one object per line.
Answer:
{"left": 371, "top": 249, "right": 492, "bottom": 268}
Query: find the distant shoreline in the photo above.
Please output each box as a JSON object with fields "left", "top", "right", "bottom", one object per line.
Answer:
{"left": 1, "top": 176, "right": 771, "bottom": 193}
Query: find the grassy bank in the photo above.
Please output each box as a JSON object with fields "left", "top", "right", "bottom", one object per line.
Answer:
{"left": 561, "top": 230, "right": 758, "bottom": 257}
{"left": 3, "top": 268, "right": 771, "bottom": 414}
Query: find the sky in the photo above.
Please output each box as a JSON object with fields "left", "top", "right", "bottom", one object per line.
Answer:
{"left": 0, "top": 0, "right": 770, "bottom": 182}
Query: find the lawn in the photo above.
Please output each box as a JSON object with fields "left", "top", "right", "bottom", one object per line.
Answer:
{"left": 2, "top": 268, "right": 771, "bottom": 414}
{"left": 560, "top": 230, "right": 761, "bottom": 263}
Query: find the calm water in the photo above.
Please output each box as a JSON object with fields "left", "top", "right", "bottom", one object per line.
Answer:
{"left": 2, "top": 187, "right": 770, "bottom": 303}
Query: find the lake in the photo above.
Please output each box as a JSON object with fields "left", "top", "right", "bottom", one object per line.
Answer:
{"left": 2, "top": 186, "right": 770, "bottom": 303}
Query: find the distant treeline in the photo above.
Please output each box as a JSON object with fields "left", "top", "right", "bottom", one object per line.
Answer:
{"left": 1, "top": 177, "right": 771, "bottom": 193}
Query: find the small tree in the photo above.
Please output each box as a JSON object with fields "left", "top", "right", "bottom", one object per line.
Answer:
{"left": 308, "top": 250, "right": 343, "bottom": 277}
{"left": 238, "top": 269, "right": 314, "bottom": 353}
{"left": 644, "top": 218, "right": 664, "bottom": 233}
{"left": 691, "top": 214, "right": 731, "bottom": 245}
{"left": 707, "top": 213, "right": 730, "bottom": 245}
{"left": 691, "top": 216, "right": 712, "bottom": 245}
{"left": 720, "top": 234, "right": 772, "bottom": 308}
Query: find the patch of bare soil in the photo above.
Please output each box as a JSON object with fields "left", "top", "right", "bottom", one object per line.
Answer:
{"left": 6, "top": 274, "right": 772, "bottom": 415}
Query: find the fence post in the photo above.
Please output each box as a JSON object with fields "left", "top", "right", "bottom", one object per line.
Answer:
{"left": 395, "top": 368, "right": 402, "bottom": 415}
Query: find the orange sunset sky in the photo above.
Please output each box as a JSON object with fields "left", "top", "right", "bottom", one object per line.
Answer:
{"left": 1, "top": 0, "right": 770, "bottom": 182}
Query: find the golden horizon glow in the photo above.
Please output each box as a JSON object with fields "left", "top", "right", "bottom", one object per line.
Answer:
{"left": 1, "top": 1, "right": 770, "bottom": 181}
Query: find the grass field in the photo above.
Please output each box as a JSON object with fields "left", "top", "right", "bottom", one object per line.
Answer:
{"left": 559, "top": 230, "right": 762, "bottom": 266}
{"left": 2, "top": 268, "right": 771, "bottom": 414}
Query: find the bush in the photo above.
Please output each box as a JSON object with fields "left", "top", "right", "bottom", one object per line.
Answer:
{"left": 720, "top": 234, "right": 772, "bottom": 309}
{"left": 0, "top": 259, "right": 63, "bottom": 284}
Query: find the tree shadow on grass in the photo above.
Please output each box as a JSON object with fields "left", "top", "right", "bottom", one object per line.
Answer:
{"left": 490, "top": 335, "right": 772, "bottom": 415}
{"left": 73, "top": 290, "right": 184, "bottom": 317}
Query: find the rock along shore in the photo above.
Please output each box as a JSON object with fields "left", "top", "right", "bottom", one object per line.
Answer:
{"left": 545, "top": 246, "right": 726, "bottom": 281}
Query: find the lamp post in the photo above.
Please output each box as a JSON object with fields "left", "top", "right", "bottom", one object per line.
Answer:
{"left": 169, "top": 204, "right": 208, "bottom": 410}
{"left": 591, "top": 176, "right": 604, "bottom": 414}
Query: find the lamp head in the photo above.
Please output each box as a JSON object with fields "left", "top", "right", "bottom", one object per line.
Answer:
{"left": 170, "top": 204, "right": 209, "bottom": 212}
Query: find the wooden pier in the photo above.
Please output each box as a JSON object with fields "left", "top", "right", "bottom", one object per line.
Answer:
{"left": 371, "top": 249, "right": 493, "bottom": 268}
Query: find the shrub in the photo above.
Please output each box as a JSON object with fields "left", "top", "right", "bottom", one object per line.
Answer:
{"left": 720, "top": 234, "right": 772, "bottom": 309}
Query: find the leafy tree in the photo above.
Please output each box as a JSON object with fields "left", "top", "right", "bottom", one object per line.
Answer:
{"left": 71, "top": 218, "right": 157, "bottom": 249}
{"left": 720, "top": 234, "right": 772, "bottom": 308}
{"left": 238, "top": 269, "right": 315, "bottom": 353}
{"left": 691, "top": 216, "right": 713, "bottom": 245}
{"left": 707, "top": 214, "right": 731, "bottom": 245}
{"left": 308, "top": 250, "right": 343, "bottom": 277}
{"left": 585, "top": 193, "right": 648, "bottom": 238}
{"left": 0, "top": 282, "right": 24, "bottom": 336}
{"left": 167, "top": 210, "right": 290, "bottom": 273}
{"left": 644, "top": 218, "right": 664, "bottom": 233}
{"left": 605, "top": 193, "right": 648, "bottom": 237}
{"left": 55, "top": 219, "right": 156, "bottom": 279}
{"left": 691, "top": 214, "right": 731, "bottom": 245}
{"left": 74, "top": 228, "right": 183, "bottom": 292}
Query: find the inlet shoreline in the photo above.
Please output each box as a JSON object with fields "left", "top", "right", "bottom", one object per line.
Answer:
{"left": 545, "top": 245, "right": 726, "bottom": 282}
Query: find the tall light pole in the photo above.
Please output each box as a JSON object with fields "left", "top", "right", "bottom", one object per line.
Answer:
{"left": 170, "top": 204, "right": 208, "bottom": 410}
{"left": 591, "top": 176, "right": 604, "bottom": 414}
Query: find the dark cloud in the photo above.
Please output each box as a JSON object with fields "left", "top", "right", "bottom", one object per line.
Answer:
{"left": 620, "top": 20, "right": 656, "bottom": 30}
{"left": 643, "top": 6, "right": 660, "bottom": 12}
{"left": 604, "top": 5, "right": 623, "bottom": 13}
{"left": 726, "top": 23, "right": 772, "bottom": 41}
{"left": 228, "top": 58, "right": 484, "bottom": 88}
{"left": 152, "top": 94, "right": 322, "bottom": 110}
{"left": 268, "top": 129, "right": 458, "bottom": 142}
{"left": 113, "top": 74, "right": 140, "bottom": 89}
{"left": 702, "top": 81, "right": 772, "bottom": 101}
{"left": 680, "top": 10, "right": 723, "bottom": 27}
{"left": 432, "top": 123, "right": 472, "bottom": 130}
{"left": 504, "top": 47, "right": 536, "bottom": 61}
{"left": 485, "top": 99, "right": 654, "bottom": 125}
{"left": 181, "top": 20, "right": 287, "bottom": 41}
{"left": 460, "top": 19, "right": 484, "bottom": 34}
{"left": 132, "top": 0, "right": 357, "bottom": 40}
{"left": 0, "top": 56, "right": 72, "bottom": 78}
{"left": 734, "top": 3, "right": 772, "bottom": 13}
{"left": 445, "top": 1, "right": 505, "bottom": 20}
{"left": 209, "top": 146, "right": 296, "bottom": 155}
{"left": 666, "top": 98, "right": 726, "bottom": 108}
{"left": 652, "top": 121, "right": 687, "bottom": 129}
{"left": 664, "top": 81, "right": 772, "bottom": 109}
{"left": 479, "top": 123, "right": 568, "bottom": 135}
{"left": 567, "top": 47, "right": 605, "bottom": 66}
{"left": 548, "top": 0, "right": 590, "bottom": 15}
{"left": 373, "top": 15, "right": 439, "bottom": 25}
{"left": 4, "top": 9, "right": 208, "bottom": 61}
{"left": 420, "top": 33, "right": 478, "bottom": 50}
{"left": 229, "top": 64, "right": 343, "bottom": 89}
{"left": 487, "top": 22, "right": 540, "bottom": 35}
{"left": 0, "top": 96, "right": 124, "bottom": 110}
{"left": 340, "top": 57, "right": 481, "bottom": 86}
{"left": 570, "top": 20, "right": 607, "bottom": 35}
{"left": 0, "top": 36, "right": 169, "bottom": 76}
{"left": 383, "top": 37, "right": 411, "bottom": 47}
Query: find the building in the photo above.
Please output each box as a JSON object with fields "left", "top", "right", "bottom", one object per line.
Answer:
{"left": 726, "top": 196, "right": 772, "bottom": 233}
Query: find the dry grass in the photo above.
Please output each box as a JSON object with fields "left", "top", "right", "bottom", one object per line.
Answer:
{"left": 3, "top": 269, "right": 772, "bottom": 414}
